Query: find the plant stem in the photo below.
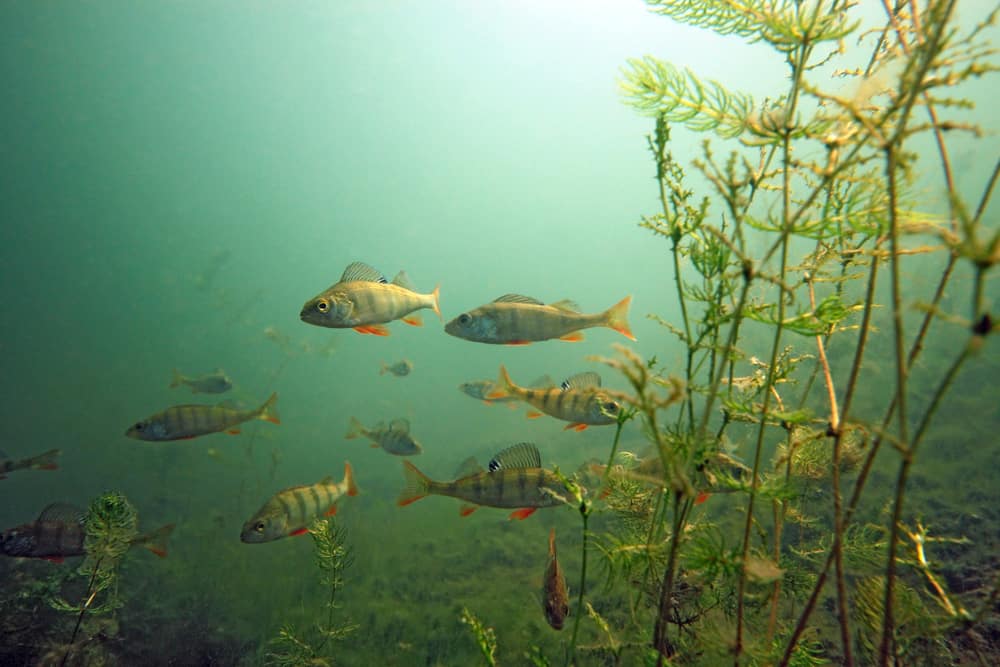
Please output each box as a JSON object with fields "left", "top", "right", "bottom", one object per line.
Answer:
{"left": 566, "top": 506, "right": 590, "bottom": 667}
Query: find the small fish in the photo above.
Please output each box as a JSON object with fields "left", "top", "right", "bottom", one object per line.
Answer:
{"left": 397, "top": 443, "right": 567, "bottom": 520}
{"left": 300, "top": 261, "right": 441, "bottom": 336}
{"left": 0, "top": 503, "right": 174, "bottom": 562}
{"left": 169, "top": 368, "right": 233, "bottom": 394}
{"left": 241, "top": 462, "right": 359, "bottom": 543}
{"left": 445, "top": 294, "right": 634, "bottom": 345}
{"left": 345, "top": 417, "right": 422, "bottom": 456}
{"left": 0, "top": 448, "right": 60, "bottom": 480}
{"left": 489, "top": 366, "right": 621, "bottom": 431}
{"left": 543, "top": 528, "right": 570, "bottom": 630}
{"left": 459, "top": 375, "right": 555, "bottom": 408}
{"left": 380, "top": 359, "right": 413, "bottom": 377}
{"left": 126, "top": 393, "right": 280, "bottom": 441}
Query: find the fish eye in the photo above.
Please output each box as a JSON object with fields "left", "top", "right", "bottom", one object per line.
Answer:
{"left": 134, "top": 422, "right": 144, "bottom": 431}
{"left": 254, "top": 521, "right": 265, "bottom": 532}
{"left": 458, "top": 313, "right": 470, "bottom": 325}
{"left": 316, "top": 299, "right": 330, "bottom": 313}
{"left": 604, "top": 402, "right": 619, "bottom": 412}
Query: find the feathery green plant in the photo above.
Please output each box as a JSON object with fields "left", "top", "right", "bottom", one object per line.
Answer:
{"left": 593, "top": 1, "right": 999, "bottom": 665}
{"left": 49, "top": 491, "right": 138, "bottom": 667}
{"left": 265, "top": 519, "right": 356, "bottom": 667}
{"left": 460, "top": 607, "right": 498, "bottom": 667}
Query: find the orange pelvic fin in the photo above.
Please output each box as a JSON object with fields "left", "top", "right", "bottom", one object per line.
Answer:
{"left": 504, "top": 340, "right": 531, "bottom": 346}
{"left": 559, "top": 331, "right": 584, "bottom": 342}
{"left": 459, "top": 504, "right": 479, "bottom": 517}
{"left": 508, "top": 507, "right": 538, "bottom": 520}
{"left": 354, "top": 324, "right": 390, "bottom": 336}
{"left": 226, "top": 428, "right": 242, "bottom": 435}
{"left": 289, "top": 527, "right": 309, "bottom": 537}
{"left": 563, "top": 423, "right": 588, "bottom": 431}
{"left": 325, "top": 505, "right": 338, "bottom": 516}
{"left": 526, "top": 411, "right": 544, "bottom": 419}
{"left": 401, "top": 314, "right": 423, "bottom": 327}
{"left": 43, "top": 556, "right": 65, "bottom": 564}
{"left": 695, "top": 491, "right": 711, "bottom": 505}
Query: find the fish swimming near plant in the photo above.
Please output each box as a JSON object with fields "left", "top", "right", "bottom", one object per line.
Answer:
{"left": 300, "top": 261, "right": 441, "bottom": 336}
{"left": 397, "top": 443, "right": 568, "bottom": 520}
{"left": 380, "top": 359, "right": 413, "bottom": 377}
{"left": 125, "top": 393, "right": 280, "bottom": 441}
{"left": 169, "top": 367, "right": 233, "bottom": 394}
{"left": 444, "top": 294, "right": 635, "bottom": 345}
{"left": 345, "top": 416, "right": 422, "bottom": 456}
{"left": 0, "top": 503, "right": 174, "bottom": 562}
{"left": 488, "top": 366, "right": 622, "bottom": 431}
{"left": 592, "top": 450, "right": 750, "bottom": 504}
{"left": 0, "top": 448, "right": 60, "bottom": 480}
{"left": 459, "top": 375, "right": 555, "bottom": 408}
{"left": 543, "top": 528, "right": 569, "bottom": 630}
{"left": 241, "top": 462, "right": 359, "bottom": 543}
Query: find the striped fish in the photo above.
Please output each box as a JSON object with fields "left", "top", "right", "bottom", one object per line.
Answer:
{"left": 169, "top": 367, "right": 233, "bottom": 394}
{"left": 489, "top": 366, "right": 621, "bottom": 431}
{"left": 444, "top": 294, "right": 634, "bottom": 345}
{"left": 345, "top": 416, "right": 422, "bottom": 456}
{"left": 459, "top": 375, "right": 555, "bottom": 408}
{"left": 1, "top": 448, "right": 60, "bottom": 480}
{"left": 397, "top": 443, "right": 567, "bottom": 520}
{"left": 300, "top": 261, "right": 441, "bottom": 336}
{"left": 543, "top": 528, "right": 569, "bottom": 630}
{"left": 0, "top": 502, "right": 173, "bottom": 562}
{"left": 240, "top": 462, "right": 359, "bottom": 543}
{"left": 125, "top": 393, "right": 280, "bottom": 441}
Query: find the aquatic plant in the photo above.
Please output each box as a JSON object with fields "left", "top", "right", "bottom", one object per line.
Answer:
{"left": 584, "top": 1, "right": 999, "bottom": 665}
{"left": 47, "top": 491, "right": 138, "bottom": 667}
{"left": 264, "top": 518, "right": 357, "bottom": 667}
{"left": 460, "top": 606, "right": 498, "bottom": 667}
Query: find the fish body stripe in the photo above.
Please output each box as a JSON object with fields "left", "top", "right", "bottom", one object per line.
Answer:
{"left": 431, "top": 469, "right": 563, "bottom": 509}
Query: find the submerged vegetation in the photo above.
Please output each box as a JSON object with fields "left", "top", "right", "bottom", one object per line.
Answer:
{"left": 2, "top": 2, "right": 997, "bottom": 665}
{"left": 545, "top": 0, "right": 999, "bottom": 665}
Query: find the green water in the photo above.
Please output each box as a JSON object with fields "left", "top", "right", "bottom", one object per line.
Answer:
{"left": 1, "top": 2, "right": 997, "bottom": 665}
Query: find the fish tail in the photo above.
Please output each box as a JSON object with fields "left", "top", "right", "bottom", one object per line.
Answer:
{"left": 343, "top": 461, "right": 359, "bottom": 497}
{"left": 169, "top": 368, "right": 183, "bottom": 389}
{"left": 255, "top": 392, "right": 281, "bottom": 424}
{"left": 549, "top": 527, "right": 557, "bottom": 558}
{"left": 133, "top": 523, "right": 175, "bottom": 558}
{"left": 397, "top": 461, "right": 432, "bottom": 506}
{"left": 345, "top": 416, "right": 364, "bottom": 440}
{"left": 29, "top": 449, "right": 61, "bottom": 471}
{"left": 379, "top": 362, "right": 388, "bottom": 375}
{"left": 429, "top": 285, "right": 442, "bottom": 320}
{"left": 604, "top": 295, "right": 636, "bottom": 341}
{"left": 487, "top": 365, "right": 514, "bottom": 399}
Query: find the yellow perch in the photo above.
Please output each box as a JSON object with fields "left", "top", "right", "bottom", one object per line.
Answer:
{"left": 125, "top": 393, "right": 279, "bottom": 441}
{"left": 397, "top": 443, "right": 567, "bottom": 520}
{"left": 241, "top": 462, "right": 359, "bottom": 543}
{"left": 543, "top": 528, "right": 569, "bottom": 630}
{"left": 445, "top": 294, "right": 634, "bottom": 345}
{"left": 300, "top": 261, "right": 441, "bottom": 336}
{"left": 490, "top": 366, "right": 621, "bottom": 431}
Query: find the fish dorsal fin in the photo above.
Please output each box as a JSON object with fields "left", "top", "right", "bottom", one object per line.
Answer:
{"left": 561, "top": 372, "right": 602, "bottom": 391}
{"left": 493, "top": 294, "right": 544, "bottom": 305}
{"left": 454, "top": 456, "right": 485, "bottom": 478}
{"left": 389, "top": 418, "right": 411, "bottom": 434}
{"left": 319, "top": 475, "right": 336, "bottom": 485}
{"left": 488, "top": 443, "right": 542, "bottom": 472}
{"left": 340, "top": 262, "right": 388, "bottom": 284}
{"left": 37, "top": 502, "right": 83, "bottom": 524}
{"left": 549, "top": 299, "right": 580, "bottom": 312}
{"left": 528, "top": 375, "right": 557, "bottom": 389}
{"left": 390, "top": 270, "right": 416, "bottom": 290}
